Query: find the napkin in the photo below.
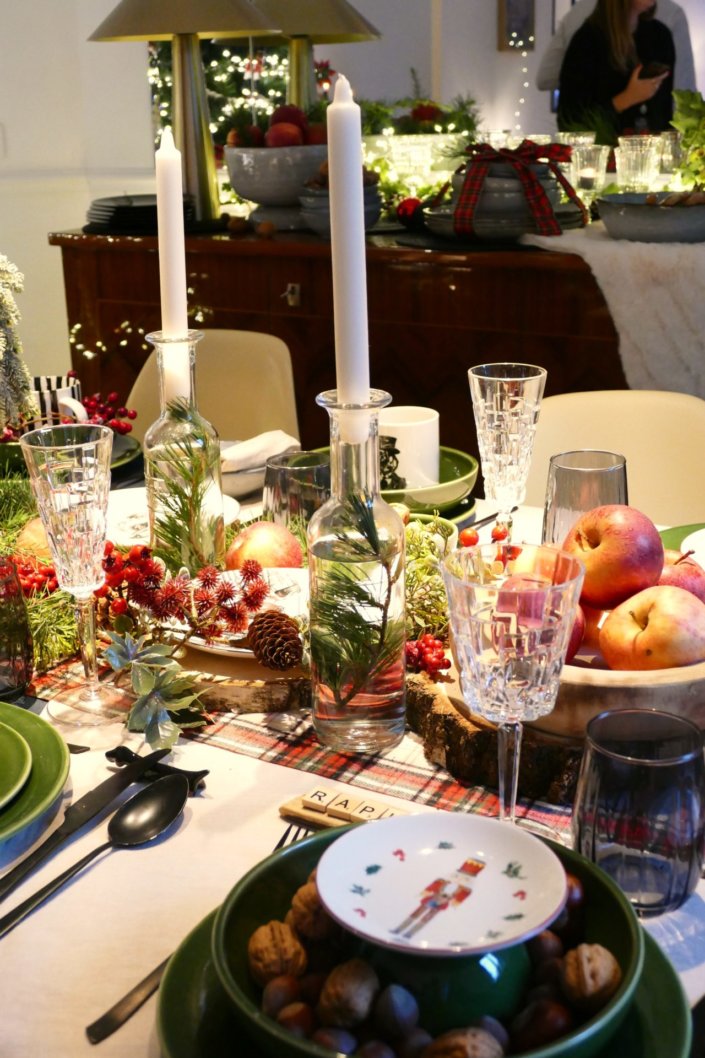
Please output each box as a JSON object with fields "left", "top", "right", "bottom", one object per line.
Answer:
{"left": 221, "top": 431, "right": 300, "bottom": 473}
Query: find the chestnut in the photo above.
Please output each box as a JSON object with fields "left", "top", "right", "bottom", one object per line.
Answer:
{"left": 374, "top": 983, "right": 419, "bottom": 1040}
{"left": 526, "top": 929, "right": 564, "bottom": 966}
{"left": 261, "top": 974, "right": 301, "bottom": 1018}
{"left": 276, "top": 1000, "right": 316, "bottom": 1038}
{"left": 311, "top": 1027, "right": 358, "bottom": 1053}
{"left": 510, "top": 997, "right": 574, "bottom": 1051}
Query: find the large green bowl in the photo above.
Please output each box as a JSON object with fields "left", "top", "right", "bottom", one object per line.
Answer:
{"left": 210, "top": 828, "right": 643, "bottom": 1058}
{"left": 298, "top": 446, "right": 478, "bottom": 514}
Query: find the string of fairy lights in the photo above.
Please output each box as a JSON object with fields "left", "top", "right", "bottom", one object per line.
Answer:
{"left": 147, "top": 42, "right": 290, "bottom": 142}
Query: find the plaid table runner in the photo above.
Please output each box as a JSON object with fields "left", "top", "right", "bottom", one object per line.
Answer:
{"left": 32, "top": 660, "right": 573, "bottom": 836}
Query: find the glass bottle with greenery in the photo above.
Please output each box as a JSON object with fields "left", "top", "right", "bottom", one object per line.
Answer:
{"left": 307, "top": 390, "right": 406, "bottom": 754}
{"left": 143, "top": 331, "right": 224, "bottom": 575}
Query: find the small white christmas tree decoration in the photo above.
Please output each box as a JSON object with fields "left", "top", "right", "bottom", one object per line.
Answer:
{"left": 0, "top": 254, "right": 38, "bottom": 435}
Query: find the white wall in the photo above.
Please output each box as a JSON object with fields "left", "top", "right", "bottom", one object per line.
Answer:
{"left": 1, "top": 0, "right": 703, "bottom": 377}
{"left": 0, "top": 0, "right": 153, "bottom": 377}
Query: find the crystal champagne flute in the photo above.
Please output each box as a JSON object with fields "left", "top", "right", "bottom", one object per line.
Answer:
{"left": 468, "top": 363, "right": 547, "bottom": 536}
{"left": 442, "top": 543, "right": 584, "bottom": 829}
{"left": 20, "top": 424, "right": 113, "bottom": 721}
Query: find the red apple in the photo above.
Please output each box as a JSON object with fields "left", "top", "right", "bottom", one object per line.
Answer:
{"left": 562, "top": 505, "right": 663, "bottom": 609}
{"left": 658, "top": 548, "right": 705, "bottom": 604}
{"left": 225, "top": 521, "right": 304, "bottom": 570}
{"left": 226, "top": 125, "right": 265, "bottom": 148}
{"left": 305, "top": 123, "right": 327, "bottom": 145}
{"left": 264, "top": 123, "right": 305, "bottom": 148}
{"left": 580, "top": 603, "right": 611, "bottom": 651}
{"left": 269, "top": 105, "right": 309, "bottom": 132}
{"left": 565, "top": 605, "right": 586, "bottom": 662}
{"left": 599, "top": 584, "right": 705, "bottom": 670}
{"left": 498, "top": 573, "right": 550, "bottom": 626}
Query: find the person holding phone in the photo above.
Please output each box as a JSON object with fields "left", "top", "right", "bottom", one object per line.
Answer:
{"left": 556, "top": 0, "right": 676, "bottom": 142}
{"left": 537, "top": 0, "right": 695, "bottom": 94}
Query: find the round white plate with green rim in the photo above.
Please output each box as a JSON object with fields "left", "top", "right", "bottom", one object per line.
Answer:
{"left": 316, "top": 813, "right": 567, "bottom": 956}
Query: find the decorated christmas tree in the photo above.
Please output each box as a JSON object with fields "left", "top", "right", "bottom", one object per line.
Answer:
{"left": 0, "top": 255, "right": 37, "bottom": 438}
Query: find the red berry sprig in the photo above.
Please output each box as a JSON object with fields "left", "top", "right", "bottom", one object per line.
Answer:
{"left": 406, "top": 635, "right": 451, "bottom": 678}
{"left": 13, "top": 557, "right": 59, "bottom": 597}
{"left": 67, "top": 372, "right": 138, "bottom": 435}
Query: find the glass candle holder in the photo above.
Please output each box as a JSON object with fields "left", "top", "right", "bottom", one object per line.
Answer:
{"left": 306, "top": 389, "right": 406, "bottom": 754}
{"left": 143, "top": 330, "right": 225, "bottom": 574}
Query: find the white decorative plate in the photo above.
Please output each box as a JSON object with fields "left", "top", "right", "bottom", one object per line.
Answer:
{"left": 316, "top": 813, "right": 567, "bottom": 956}
{"left": 107, "top": 487, "right": 240, "bottom": 547}
{"left": 680, "top": 528, "right": 705, "bottom": 569}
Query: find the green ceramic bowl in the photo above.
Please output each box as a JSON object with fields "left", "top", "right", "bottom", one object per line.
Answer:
{"left": 297, "top": 446, "right": 478, "bottom": 514}
{"left": 211, "top": 829, "right": 643, "bottom": 1058}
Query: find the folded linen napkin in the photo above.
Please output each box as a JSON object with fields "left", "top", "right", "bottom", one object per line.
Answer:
{"left": 221, "top": 431, "right": 300, "bottom": 473}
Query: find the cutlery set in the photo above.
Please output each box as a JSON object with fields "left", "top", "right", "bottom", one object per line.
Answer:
{"left": 0, "top": 731, "right": 315, "bottom": 1044}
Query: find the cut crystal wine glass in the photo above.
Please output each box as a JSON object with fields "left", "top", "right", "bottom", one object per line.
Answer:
{"left": 20, "top": 424, "right": 113, "bottom": 722}
{"left": 468, "top": 363, "right": 547, "bottom": 535}
{"left": 442, "top": 543, "right": 584, "bottom": 828}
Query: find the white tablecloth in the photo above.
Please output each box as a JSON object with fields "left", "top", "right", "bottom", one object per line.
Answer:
{"left": 1, "top": 502, "right": 703, "bottom": 1058}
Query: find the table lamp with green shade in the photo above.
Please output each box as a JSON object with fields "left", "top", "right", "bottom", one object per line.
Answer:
{"left": 88, "top": 0, "right": 282, "bottom": 224}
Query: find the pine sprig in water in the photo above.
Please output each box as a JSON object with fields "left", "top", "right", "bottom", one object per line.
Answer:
{"left": 147, "top": 398, "right": 223, "bottom": 574}
{"left": 310, "top": 489, "right": 405, "bottom": 709}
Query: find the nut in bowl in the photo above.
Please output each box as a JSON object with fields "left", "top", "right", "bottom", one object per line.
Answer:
{"left": 211, "top": 820, "right": 643, "bottom": 1058}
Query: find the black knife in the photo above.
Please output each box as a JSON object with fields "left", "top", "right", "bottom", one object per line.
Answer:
{"left": 0, "top": 748, "right": 169, "bottom": 904}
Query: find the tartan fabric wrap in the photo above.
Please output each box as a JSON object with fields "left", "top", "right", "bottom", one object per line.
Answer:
{"left": 453, "top": 139, "right": 588, "bottom": 237}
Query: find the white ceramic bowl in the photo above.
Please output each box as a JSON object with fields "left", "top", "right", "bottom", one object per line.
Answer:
{"left": 597, "top": 193, "right": 705, "bottom": 243}
{"left": 225, "top": 145, "right": 328, "bottom": 207}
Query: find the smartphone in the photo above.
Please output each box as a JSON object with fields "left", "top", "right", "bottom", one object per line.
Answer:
{"left": 639, "top": 61, "right": 670, "bottom": 79}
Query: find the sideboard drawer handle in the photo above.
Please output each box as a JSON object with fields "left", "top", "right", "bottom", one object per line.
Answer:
{"left": 281, "top": 282, "right": 301, "bottom": 307}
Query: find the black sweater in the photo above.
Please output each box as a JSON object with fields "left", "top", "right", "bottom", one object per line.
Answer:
{"left": 557, "top": 17, "right": 675, "bottom": 142}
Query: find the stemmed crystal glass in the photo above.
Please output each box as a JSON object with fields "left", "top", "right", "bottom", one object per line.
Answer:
{"left": 20, "top": 424, "right": 113, "bottom": 721}
{"left": 442, "top": 543, "right": 584, "bottom": 828}
{"left": 468, "top": 363, "right": 547, "bottom": 536}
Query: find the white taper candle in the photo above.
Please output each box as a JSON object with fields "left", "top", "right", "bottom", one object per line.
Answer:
{"left": 155, "top": 128, "right": 190, "bottom": 401}
{"left": 327, "top": 75, "right": 371, "bottom": 412}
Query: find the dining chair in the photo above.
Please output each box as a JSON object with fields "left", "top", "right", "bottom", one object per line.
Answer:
{"left": 523, "top": 389, "right": 705, "bottom": 526}
{"left": 125, "top": 329, "right": 300, "bottom": 445}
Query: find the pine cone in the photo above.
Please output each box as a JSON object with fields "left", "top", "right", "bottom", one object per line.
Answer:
{"left": 248, "top": 610, "right": 303, "bottom": 671}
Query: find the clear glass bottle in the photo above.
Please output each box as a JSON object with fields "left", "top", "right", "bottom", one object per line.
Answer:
{"left": 307, "top": 389, "right": 406, "bottom": 753}
{"left": 143, "top": 330, "right": 224, "bottom": 574}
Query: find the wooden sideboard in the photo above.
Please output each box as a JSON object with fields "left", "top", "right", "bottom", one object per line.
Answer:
{"left": 48, "top": 230, "right": 626, "bottom": 457}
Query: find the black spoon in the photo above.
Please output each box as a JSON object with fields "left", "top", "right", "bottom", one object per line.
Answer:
{"left": 0, "top": 773, "right": 189, "bottom": 939}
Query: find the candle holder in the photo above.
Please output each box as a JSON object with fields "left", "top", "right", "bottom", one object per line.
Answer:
{"left": 306, "top": 389, "right": 407, "bottom": 754}
{"left": 143, "top": 330, "right": 225, "bottom": 574}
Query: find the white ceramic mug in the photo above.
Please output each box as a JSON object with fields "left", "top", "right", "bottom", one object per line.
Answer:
{"left": 378, "top": 405, "right": 440, "bottom": 488}
{"left": 29, "top": 375, "right": 88, "bottom": 428}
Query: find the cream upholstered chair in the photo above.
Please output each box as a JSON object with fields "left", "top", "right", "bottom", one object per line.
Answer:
{"left": 524, "top": 389, "right": 705, "bottom": 526}
{"left": 126, "top": 329, "right": 299, "bottom": 445}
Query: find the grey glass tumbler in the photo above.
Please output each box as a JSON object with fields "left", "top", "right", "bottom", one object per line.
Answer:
{"left": 572, "top": 708, "right": 705, "bottom": 916}
{"left": 262, "top": 450, "right": 331, "bottom": 530}
{"left": 542, "top": 450, "right": 628, "bottom": 546}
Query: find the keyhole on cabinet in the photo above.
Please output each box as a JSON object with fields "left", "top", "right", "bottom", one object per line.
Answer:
{"left": 282, "top": 282, "right": 301, "bottom": 307}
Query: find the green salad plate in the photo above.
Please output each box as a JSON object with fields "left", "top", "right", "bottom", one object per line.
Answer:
{"left": 0, "top": 721, "right": 32, "bottom": 810}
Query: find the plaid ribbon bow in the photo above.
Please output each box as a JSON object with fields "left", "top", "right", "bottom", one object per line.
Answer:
{"left": 454, "top": 139, "right": 588, "bottom": 237}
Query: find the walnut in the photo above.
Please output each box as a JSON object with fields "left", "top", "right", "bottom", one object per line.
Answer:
{"left": 247, "top": 920, "right": 307, "bottom": 986}
{"left": 422, "top": 1027, "right": 505, "bottom": 1058}
{"left": 290, "top": 881, "right": 336, "bottom": 941}
{"left": 560, "top": 943, "right": 622, "bottom": 1012}
{"left": 317, "top": 958, "right": 380, "bottom": 1027}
